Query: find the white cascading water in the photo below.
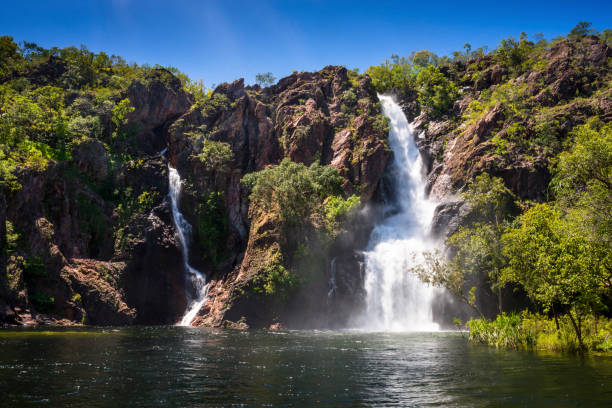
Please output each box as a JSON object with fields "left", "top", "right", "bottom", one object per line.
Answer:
{"left": 361, "top": 94, "right": 439, "bottom": 331}
{"left": 168, "top": 167, "right": 209, "bottom": 326}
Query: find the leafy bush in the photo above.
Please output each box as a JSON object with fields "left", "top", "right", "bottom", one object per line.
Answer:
{"left": 198, "top": 138, "right": 233, "bottom": 173}
{"left": 493, "top": 32, "right": 535, "bottom": 72}
{"left": 366, "top": 55, "right": 417, "bottom": 95}
{"left": 468, "top": 313, "right": 536, "bottom": 349}
{"left": 469, "top": 312, "right": 612, "bottom": 353}
{"left": 242, "top": 158, "right": 343, "bottom": 229}
{"left": 415, "top": 65, "right": 459, "bottom": 117}
{"left": 111, "top": 98, "right": 134, "bottom": 138}
{"left": 23, "top": 255, "right": 47, "bottom": 278}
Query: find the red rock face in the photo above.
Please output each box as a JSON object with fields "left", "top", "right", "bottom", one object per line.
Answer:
{"left": 161, "top": 66, "right": 390, "bottom": 328}
{"left": 2, "top": 65, "right": 391, "bottom": 327}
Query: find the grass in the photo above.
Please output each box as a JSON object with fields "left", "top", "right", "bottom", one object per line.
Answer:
{"left": 468, "top": 312, "right": 612, "bottom": 354}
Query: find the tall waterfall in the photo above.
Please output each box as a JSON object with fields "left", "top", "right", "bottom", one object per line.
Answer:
{"left": 168, "top": 167, "right": 209, "bottom": 326}
{"left": 361, "top": 95, "right": 439, "bottom": 331}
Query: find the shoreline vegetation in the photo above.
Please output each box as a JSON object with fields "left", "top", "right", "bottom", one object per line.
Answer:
{"left": 467, "top": 313, "right": 612, "bottom": 354}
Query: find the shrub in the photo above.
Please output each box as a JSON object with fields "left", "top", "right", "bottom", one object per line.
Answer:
{"left": 242, "top": 158, "right": 343, "bottom": 229}
{"left": 415, "top": 65, "right": 459, "bottom": 117}
{"left": 198, "top": 139, "right": 233, "bottom": 172}
{"left": 366, "top": 55, "right": 417, "bottom": 95}
{"left": 255, "top": 72, "right": 276, "bottom": 87}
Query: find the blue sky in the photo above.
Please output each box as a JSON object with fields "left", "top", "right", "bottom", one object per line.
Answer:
{"left": 2, "top": 1, "right": 611, "bottom": 87}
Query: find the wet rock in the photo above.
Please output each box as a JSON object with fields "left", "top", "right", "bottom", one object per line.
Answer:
{"left": 121, "top": 202, "right": 187, "bottom": 325}
{"left": 430, "top": 200, "right": 471, "bottom": 239}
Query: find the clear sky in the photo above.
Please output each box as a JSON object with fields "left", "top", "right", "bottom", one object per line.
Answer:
{"left": 2, "top": 0, "right": 611, "bottom": 87}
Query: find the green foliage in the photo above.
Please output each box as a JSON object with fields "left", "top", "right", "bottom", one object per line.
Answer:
{"left": 533, "top": 119, "right": 562, "bottom": 155}
{"left": 568, "top": 22, "right": 598, "bottom": 40}
{"left": 372, "top": 113, "right": 391, "bottom": 136}
{"left": 255, "top": 72, "right": 277, "bottom": 87}
{"left": 4, "top": 221, "right": 20, "bottom": 254}
{"left": 325, "top": 195, "right": 360, "bottom": 223}
{"left": 469, "top": 312, "right": 612, "bottom": 353}
{"left": 0, "top": 149, "right": 20, "bottom": 190}
{"left": 242, "top": 158, "right": 343, "bottom": 229}
{"left": 29, "top": 290, "right": 55, "bottom": 312}
{"left": 413, "top": 174, "right": 513, "bottom": 315}
{"left": 415, "top": 65, "right": 459, "bottom": 117}
{"left": 468, "top": 313, "right": 536, "bottom": 349}
{"left": 198, "top": 138, "right": 233, "bottom": 173}
{"left": 261, "top": 264, "right": 297, "bottom": 297}
{"left": 200, "top": 93, "right": 230, "bottom": 121}
{"left": 23, "top": 255, "right": 47, "bottom": 278}
{"left": 501, "top": 203, "right": 609, "bottom": 349}
{"left": 194, "top": 191, "right": 228, "bottom": 266}
{"left": 462, "top": 173, "right": 514, "bottom": 225}
{"left": 341, "top": 89, "right": 357, "bottom": 107}
{"left": 0, "top": 36, "right": 23, "bottom": 80}
{"left": 493, "top": 32, "right": 535, "bottom": 72}
{"left": 553, "top": 120, "right": 612, "bottom": 244}
{"left": 410, "top": 249, "right": 482, "bottom": 317}
{"left": 324, "top": 194, "right": 360, "bottom": 236}
{"left": 111, "top": 98, "right": 134, "bottom": 138}
{"left": 366, "top": 55, "right": 417, "bottom": 95}
{"left": 116, "top": 189, "right": 160, "bottom": 228}
{"left": 248, "top": 251, "right": 298, "bottom": 304}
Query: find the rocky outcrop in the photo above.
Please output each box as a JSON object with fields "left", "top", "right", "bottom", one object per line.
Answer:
{"left": 409, "top": 36, "right": 612, "bottom": 209}
{"left": 2, "top": 64, "right": 390, "bottom": 328}
{"left": 127, "top": 69, "right": 193, "bottom": 155}
{"left": 1, "top": 67, "right": 194, "bottom": 326}
{"left": 160, "top": 66, "right": 390, "bottom": 328}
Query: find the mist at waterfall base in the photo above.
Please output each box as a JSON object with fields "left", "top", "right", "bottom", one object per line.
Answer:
{"left": 168, "top": 167, "right": 208, "bottom": 326}
{"left": 356, "top": 94, "right": 441, "bottom": 331}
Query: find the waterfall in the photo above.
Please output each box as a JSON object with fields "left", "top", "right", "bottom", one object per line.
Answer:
{"left": 168, "top": 166, "right": 209, "bottom": 326}
{"left": 361, "top": 94, "right": 439, "bottom": 331}
{"left": 328, "top": 257, "right": 338, "bottom": 299}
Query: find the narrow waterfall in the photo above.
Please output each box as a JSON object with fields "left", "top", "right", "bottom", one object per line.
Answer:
{"left": 328, "top": 257, "right": 338, "bottom": 299}
{"left": 168, "top": 167, "right": 209, "bottom": 326}
{"left": 361, "top": 95, "right": 439, "bottom": 331}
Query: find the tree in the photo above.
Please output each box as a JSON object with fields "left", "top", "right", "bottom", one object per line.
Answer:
{"left": 241, "top": 158, "right": 343, "bottom": 230}
{"left": 415, "top": 65, "right": 459, "bottom": 117}
{"left": 552, "top": 120, "right": 611, "bottom": 246}
{"left": 568, "top": 22, "right": 598, "bottom": 40}
{"left": 493, "top": 34, "right": 534, "bottom": 72}
{"left": 198, "top": 138, "right": 233, "bottom": 174}
{"left": 410, "top": 50, "right": 439, "bottom": 68}
{"left": 255, "top": 72, "right": 276, "bottom": 87}
{"left": 366, "top": 55, "right": 417, "bottom": 95}
{"left": 501, "top": 204, "right": 608, "bottom": 350}
{"left": 412, "top": 173, "right": 513, "bottom": 315}
{"left": 410, "top": 249, "right": 485, "bottom": 317}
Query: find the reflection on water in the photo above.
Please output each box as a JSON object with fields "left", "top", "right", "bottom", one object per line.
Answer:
{"left": 1, "top": 327, "right": 611, "bottom": 407}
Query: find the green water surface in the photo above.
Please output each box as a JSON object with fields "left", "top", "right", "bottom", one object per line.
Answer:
{"left": 0, "top": 327, "right": 610, "bottom": 407}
